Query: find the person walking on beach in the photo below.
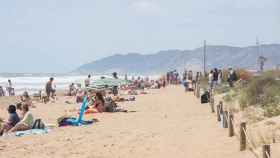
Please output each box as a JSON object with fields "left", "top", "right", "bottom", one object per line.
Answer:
{"left": 45, "top": 77, "right": 55, "bottom": 100}
{"left": 6, "top": 80, "right": 14, "bottom": 96}
{"left": 85, "top": 74, "right": 91, "bottom": 87}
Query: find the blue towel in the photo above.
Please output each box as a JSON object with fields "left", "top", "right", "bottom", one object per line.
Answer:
{"left": 60, "top": 97, "right": 94, "bottom": 126}
{"left": 15, "top": 129, "right": 49, "bottom": 137}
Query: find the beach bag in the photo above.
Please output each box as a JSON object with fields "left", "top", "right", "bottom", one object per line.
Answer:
{"left": 201, "top": 91, "right": 209, "bottom": 104}
{"left": 32, "top": 119, "right": 45, "bottom": 129}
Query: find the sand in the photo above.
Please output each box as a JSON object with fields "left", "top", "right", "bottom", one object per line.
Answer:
{"left": 0, "top": 86, "right": 265, "bottom": 158}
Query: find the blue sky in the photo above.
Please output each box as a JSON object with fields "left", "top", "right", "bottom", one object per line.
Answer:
{"left": 0, "top": 0, "right": 279, "bottom": 73}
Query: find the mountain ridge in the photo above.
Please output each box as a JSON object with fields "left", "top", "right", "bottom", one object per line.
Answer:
{"left": 76, "top": 44, "right": 280, "bottom": 74}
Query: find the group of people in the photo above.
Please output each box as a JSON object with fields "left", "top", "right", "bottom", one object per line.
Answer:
{"left": 182, "top": 70, "right": 201, "bottom": 92}
{"left": 0, "top": 102, "right": 34, "bottom": 136}
{"left": 0, "top": 79, "right": 15, "bottom": 97}
{"left": 208, "top": 68, "right": 238, "bottom": 88}
{"left": 208, "top": 68, "right": 223, "bottom": 88}
{"left": 166, "top": 70, "right": 180, "bottom": 84}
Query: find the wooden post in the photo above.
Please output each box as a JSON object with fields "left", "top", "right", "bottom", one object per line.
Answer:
{"left": 210, "top": 95, "right": 215, "bottom": 113}
{"left": 220, "top": 101, "right": 224, "bottom": 114}
{"left": 262, "top": 144, "right": 271, "bottom": 158}
{"left": 194, "top": 82, "right": 197, "bottom": 96}
{"left": 223, "top": 111, "right": 229, "bottom": 128}
{"left": 217, "top": 104, "right": 221, "bottom": 122}
{"left": 209, "top": 88, "right": 214, "bottom": 112}
{"left": 196, "top": 83, "right": 200, "bottom": 99}
{"left": 240, "top": 122, "right": 246, "bottom": 151}
{"left": 229, "top": 113, "right": 234, "bottom": 137}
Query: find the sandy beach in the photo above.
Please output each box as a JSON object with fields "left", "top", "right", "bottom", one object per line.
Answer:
{"left": 0, "top": 86, "right": 273, "bottom": 158}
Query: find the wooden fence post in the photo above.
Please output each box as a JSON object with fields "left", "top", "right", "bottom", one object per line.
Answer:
{"left": 217, "top": 103, "right": 221, "bottom": 122}
{"left": 229, "top": 112, "right": 234, "bottom": 137}
{"left": 262, "top": 144, "right": 271, "bottom": 158}
{"left": 240, "top": 122, "right": 246, "bottom": 151}
{"left": 220, "top": 101, "right": 224, "bottom": 114}
{"left": 223, "top": 111, "right": 229, "bottom": 128}
{"left": 196, "top": 83, "right": 200, "bottom": 99}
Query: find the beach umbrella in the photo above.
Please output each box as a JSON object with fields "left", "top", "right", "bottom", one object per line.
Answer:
{"left": 87, "top": 78, "right": 131, "bottom": 90}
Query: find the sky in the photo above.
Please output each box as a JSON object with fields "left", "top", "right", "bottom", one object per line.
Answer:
{"left": 0, "top": 0, "right": 279, "bottom": 73}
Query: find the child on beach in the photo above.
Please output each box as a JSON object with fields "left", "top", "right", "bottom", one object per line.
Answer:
{"left": 0, "top": 105, "right": 20, "bottom": 136}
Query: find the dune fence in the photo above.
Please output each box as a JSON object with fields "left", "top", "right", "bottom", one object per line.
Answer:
{"left": 193, "top": 82, "right": 272, "bottom": 158}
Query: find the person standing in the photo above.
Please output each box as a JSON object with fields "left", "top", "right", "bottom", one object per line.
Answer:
{"left": 6, "top": 80, "right": 14, "bottom": 96}
{"left": 112, "top": 72, "right": 118, "bottom": 96}
{"left": 218, "top": 69, "right": 223, "bottom": 85}
{"left": 85, "top": 74, "right": 91, "bottom": 87}
{"left": 208, "top": 70, "right": 214, "bottom": 88}
{"left": 213, "top": 68, "right": 219, "bottom": 87}
{"left": 45, "top": 77, "right": 55, "bottom": 100}
{"left": 228, "top": 68, "right": 238, "bottom": 87}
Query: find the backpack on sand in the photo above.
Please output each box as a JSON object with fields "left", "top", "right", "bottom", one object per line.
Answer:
{"left": 32, "top": 119, "right": 45, "bottom": 129}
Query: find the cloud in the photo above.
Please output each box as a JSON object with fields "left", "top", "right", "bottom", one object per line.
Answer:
{"left": 129, "top": 0, "right": 164, "bottom": 16}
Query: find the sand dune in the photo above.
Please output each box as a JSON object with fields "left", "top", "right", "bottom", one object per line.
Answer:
{"left": 0, "top": 86, "right": 256, "bottom": 158}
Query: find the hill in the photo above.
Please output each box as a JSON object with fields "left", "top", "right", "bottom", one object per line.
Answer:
{"left": 76, "top": 44, "right": 280, "bottom": 74}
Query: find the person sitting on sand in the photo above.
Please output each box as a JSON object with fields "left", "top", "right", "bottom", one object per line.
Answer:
{"left": 0, "top": 105, "right": 20, "bottom": 136}
{"left": 76, "top": 89, "right": 86, "bottom": 103}
{"left": 20, "top": 91, "right": 33, "bottom": 107}
{"left": 94, "top": 92, "right": 105, "bottom": 112}
{"left": 9, "top": 104, "right": 34, "bottom": 133}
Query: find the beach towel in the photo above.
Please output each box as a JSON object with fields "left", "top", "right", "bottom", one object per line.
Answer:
{"left": 15, "top": 129, "right": 49, "bottom": 137}
{"left": 59, "top": 97, "right": 94, "bottom": 126}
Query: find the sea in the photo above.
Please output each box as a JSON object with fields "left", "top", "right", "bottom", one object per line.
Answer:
{"left": 0, "top": 73, "right": 160, "bottom": 95}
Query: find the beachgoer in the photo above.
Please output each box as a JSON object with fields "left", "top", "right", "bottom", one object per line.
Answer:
{"left": 124, "top": 74, "right": 128, "bottom": 81}
{"left": 208, "top": 70, "right": 214, "bottom": 88}
{"left": 6, "top": 80, "right": 14, "bottom": 96}
{"left": 76, "top": 89, "right": 86, "bottom": 103}
{"left": 20, "top": 91, "right": 33, "bottom": 107}
{"left": 213, "top": 68, "right": 219, "bottom": 87}
{"left": 218, "top": 70, "right": 223, "bottom": 85}
{"left": 85, "top": 75, "right": 91, "bottom": 87}
{"left": 10, "top": 104, "right": 34, "bottom": 132}
{"left": 94, "top": 92, "right": 105, "bottom": 112}
{"left": 45, "top": 77, "right": 55, "bottom": 100}
{"left": 68, "top": 83, "right": 76, "bottom": 96}
{"left": 112, "top": 72, "right": 118, "bottom": 79}
{"left": 0, "top": 86, "right": 5, "bottom": 96}
{"left": 227, "top": 68, "right": 237, "bottom": 87}
{"left": 112, "top": 72, "right": 119, "bottom": 96}
{"left": 0, "top": 105, "right": 20, "bottom": 136}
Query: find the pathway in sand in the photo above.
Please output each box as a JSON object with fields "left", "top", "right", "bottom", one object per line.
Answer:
{"left": 0, "top": 86, "right": 254, "bottom": 158}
